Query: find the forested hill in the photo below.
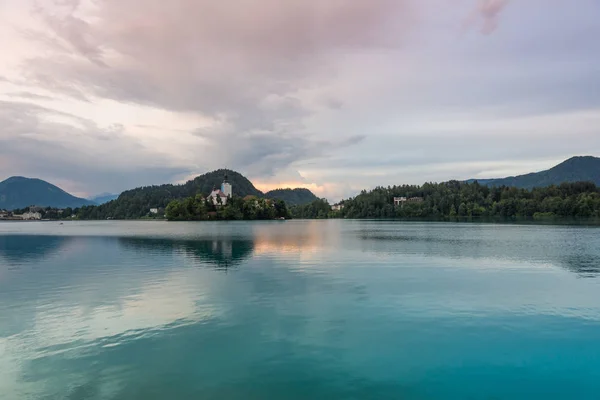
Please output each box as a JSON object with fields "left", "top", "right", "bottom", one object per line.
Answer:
{"left": 0, "top": 176, "right": 94, "bottom": 210}
{"left": 470, "top": 156, "right": 600, "bottom": 189}
{"left": 336, "top": 181, "right": 600, "bottom": 219}
{"left": 77, "top": 169, "right": 317, "bottom": 219}
{"left": 264, "top": 188, "right": 319, "bottom": 206}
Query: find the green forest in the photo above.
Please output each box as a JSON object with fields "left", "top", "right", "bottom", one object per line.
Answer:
{"left": 22, "top": 180, "right": 600, "bottom": 222}
{"left": 332, "top": 181, "right": 600, "bottom": 219}
{"left": 164, "top": 195, "right": 289, "bottom": 221}
{"left": 74, "top": 169, "right": 319, "bottom": 219}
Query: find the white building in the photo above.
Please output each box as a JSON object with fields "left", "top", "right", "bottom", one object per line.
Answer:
{"left": 208, "top": 172, "right": 233, "bottom": 206}
{"left": 221, "top": 172, "right": 232, "bottom": 198}
{"left": 22, "top": 211, "right": 42, "bottom": 220}
{"left": 394, "top": 197, "right": 424, "bottom": 206}
{"left": 393, "top": 197, "right": 407, "bottom": 206}
{"left": 149, "top": 208, "right": 159, "bottom": 214}
{"left": 332, "top": 204, "right": 344, "bottom": 211}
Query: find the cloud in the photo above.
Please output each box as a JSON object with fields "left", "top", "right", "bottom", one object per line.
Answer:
{"left": 5, "top": 91, "right": 54, "bottom": 101}
{"left": 465, "top": 0, "right": 510, "bottom": 34}
{"left": 1, "top": 0, "right": 599, "bottom": 200}
{"left": 18, "top": 0, "right": 414, "bottom": 180}
{"left": 0, "top": 100, "right": 190, "bottom": 194}
{"left": 25, "top": 0, "right": 415, "bottom": 115}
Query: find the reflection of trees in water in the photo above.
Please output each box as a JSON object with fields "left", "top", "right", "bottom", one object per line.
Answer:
{"left": 119, "top": 237, "right": 255, "bottom": 270}
{"left": 559, "top": 253, "right": 600, "bottom": 278}
{"left": 355, "top": 228, "right": 600, "bottom": 278}
{"left": 0, "top": 235, "right": 71, "bottom": 265}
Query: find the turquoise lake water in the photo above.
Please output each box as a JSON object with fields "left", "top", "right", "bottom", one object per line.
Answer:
{"left": 1, "top": 220, "right": 600, "bottom": 399}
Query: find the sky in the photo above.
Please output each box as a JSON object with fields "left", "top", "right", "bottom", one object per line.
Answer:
{"left": 0, "top": 0, "right": 599, "bottom": 201}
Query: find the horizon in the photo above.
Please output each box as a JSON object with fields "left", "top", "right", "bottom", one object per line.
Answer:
{"left": 1, "top": 1, "right": 600, "bottom": 201}
{"left": 2, "top": 154, "right": 598, "bottom": 202}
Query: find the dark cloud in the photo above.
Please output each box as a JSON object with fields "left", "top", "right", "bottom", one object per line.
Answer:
{"left": 0, "top": 100, "right": 189, "bottom": 194}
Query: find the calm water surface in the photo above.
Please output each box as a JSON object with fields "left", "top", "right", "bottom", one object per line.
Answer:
{"left": 1, "top": 220, "right": 600, "bottom": 399}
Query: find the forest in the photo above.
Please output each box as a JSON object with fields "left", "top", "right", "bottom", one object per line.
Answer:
{"left": 21, "top": 181, "right": 600, "bottom": 222}
{"left": 164, "top": 195, "right": 289, "bottom": 221}
{"left": 74, "top": 170, "right": 319, "bottom": 219}
{"left": 333, "top": 181, "right": 600, "bottom": 219}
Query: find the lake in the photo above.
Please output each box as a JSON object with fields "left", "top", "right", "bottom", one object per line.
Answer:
{"left": 1, "top": 220, "right": 600, "bottom": 399}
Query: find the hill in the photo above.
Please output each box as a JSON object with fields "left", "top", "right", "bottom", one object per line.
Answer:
{"left": 264, "top": 188, "right": 319, "bottom": 206}
{"left": 470, "top": 156, "right": 600, "bottom": 189}
{"left": 78, "top": 169, "right": 266, "bottom": 219}
{"left": 77, "top": 169, "right": 319, "bottom": 219}
{"left": 89, "top": 193, "right": 120, "bottom": 205}
{"left": 0, "top": 177, "right": 95, "bottom": 210}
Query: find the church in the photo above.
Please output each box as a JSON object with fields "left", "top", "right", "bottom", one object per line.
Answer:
{"left": 208, "top": 172, "right": 232, "bottom": 206}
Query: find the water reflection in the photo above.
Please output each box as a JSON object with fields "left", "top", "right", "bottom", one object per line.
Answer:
{"left": 354, "top": 223, "right": 600, "bottom": 278}
{"left": 119, "top": 237, "right": 255, "bottom": 270}
{"left": 2, "top": 221, "right": 600, "bottom": 399}
{"left": 0, "top": 235, "right": 72, "bottom": 265}
{"left": 560, "top": 254, "right": 600, "bottom": 277}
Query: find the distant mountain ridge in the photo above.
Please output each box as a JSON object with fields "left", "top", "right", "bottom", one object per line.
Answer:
{"left": 264, "top": 188, "right": 319, "bottom": 206}
{"left": 0, "top": 176, "right": 95, "bottom": 210}
{"left": 89, "top": 193, "right": 120, "bottom": 205}
{"left": 469, "top": 156, "right": 600, "bottom": 189}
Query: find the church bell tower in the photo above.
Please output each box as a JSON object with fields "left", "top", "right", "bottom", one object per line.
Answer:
{"left": 221, "top": 171, "right": 232, "bottom": 198}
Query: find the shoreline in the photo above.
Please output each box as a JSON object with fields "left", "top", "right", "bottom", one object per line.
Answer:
{"left": 8, "top": 217, "right": 595, "bottom": 226}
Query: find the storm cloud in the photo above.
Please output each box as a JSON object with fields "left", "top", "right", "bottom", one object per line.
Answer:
{"left": 0, "top": 0, "right": 599, "bottom": 200}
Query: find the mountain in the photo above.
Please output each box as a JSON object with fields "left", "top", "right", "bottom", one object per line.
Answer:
{"left": 78, "top": 169, "right": 267, "bottom": 219}
{"left": 264, "top": 188, "right": 319, "bottom": 206}
{"left": 0, "top": 177, "right": 95, "bottom": 210}
{"left": 77, "top": 169, "right": 319, "bottom": 219}
{"left": 89, "top": 193, "right": 120, "bottom": 205}
{"left": 470, "top": 156, "right": 600, "bottom": 189}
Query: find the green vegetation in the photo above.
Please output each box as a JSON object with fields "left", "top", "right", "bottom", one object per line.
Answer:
{"left": 264, "top": 188, "right": 319, "bottom": 206}
{"left": 0, "top": 176, "right": 94, "bottom": 210}
{"left": 165, "top": 195, "right": 289, "bottom": 221}
{"left": 470, "top": 156, "right": 600, "bottom": 189}
{"left": 76, "top": 169, "right": 318, "bottom": 220}
{"left": 336, "top": 181, "right": 600, "bottom": 219}
{"left": 15, "top": 180, "right": 600, "bottom": 222}
{"left": 289, "top": 198, "right": 333, "bottom": 219}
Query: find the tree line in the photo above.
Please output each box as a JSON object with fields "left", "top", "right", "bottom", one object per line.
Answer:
{"left": 25, "top": 181, "right": 600, "bottom": 221}
{"left": 165, "top": 195, "right": 289, "bottom": 221}
{"left": 334, "top": 181, "right": 600, "bottom": 219}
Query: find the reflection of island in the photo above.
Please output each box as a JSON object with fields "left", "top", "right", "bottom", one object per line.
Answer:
{"left": 0, "top": 235, "right": 72, "bottom": 265}
{"left": 119, "top": 238, "right": 255, "bottom": 270}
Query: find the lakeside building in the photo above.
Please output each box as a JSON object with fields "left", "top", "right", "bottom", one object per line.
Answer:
{"left": 394, "top": 197, "right": 424, "bottom": 206}
{"left": 21, "top": 211, "right": 42, "bottom": 220}
{"left": 332, "top": 204, "right": 344, "bottom": 211}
